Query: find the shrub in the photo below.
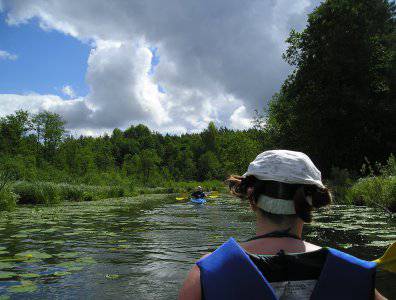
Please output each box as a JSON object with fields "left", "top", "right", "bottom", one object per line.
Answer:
{"left": 0, "top": 186, "right": 18, "bottom": 211}
{"left": 346, "top": 176, "right": 396, "bottom": 212}
{"left": 12, "top": 181, "right": 61, "bottom": 205}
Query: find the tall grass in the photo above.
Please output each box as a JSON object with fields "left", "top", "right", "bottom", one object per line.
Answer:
{"left": 345, "top": 176, "right": 396, "bottom": 212}
{"left": 344, "top": 154, "right": 396, "bottom": 212}
{"left": 0, "top": 170, "right": 18, "bottom": 211}
{"left": 5, "top": 179, "right": 226, "bottom": 208}
{"left": 12, "top": 181, "right": 127, "bottom": 205}
{"left": 0, "top": 186, "right": 18, "bottom": 211}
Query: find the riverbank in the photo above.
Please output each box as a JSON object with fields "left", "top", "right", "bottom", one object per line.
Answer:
{"left": 327, "top": 155, "right": 396, "bottom": 213}
{"left": 0, "top": 180, "right": 226, "bottom": 212}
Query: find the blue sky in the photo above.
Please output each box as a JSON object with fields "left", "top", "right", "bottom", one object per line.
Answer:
{"left": 0, "top": 12, "right": 90, "bottom": 97}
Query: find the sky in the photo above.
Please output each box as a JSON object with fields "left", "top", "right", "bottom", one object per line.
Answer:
{"left": 0, "top": 0, "right": 321, "bottom": 136}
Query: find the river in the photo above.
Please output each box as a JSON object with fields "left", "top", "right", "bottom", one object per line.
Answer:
{"left": 0, "top": 194, "right": 395, "bottom": 299}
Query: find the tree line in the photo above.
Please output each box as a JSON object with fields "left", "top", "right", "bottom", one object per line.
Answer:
{"left": 0, "top": 111, "right": 263, "bottom": 186}
{"left": 0, "top": 0, "right": 394, "bottom": 187}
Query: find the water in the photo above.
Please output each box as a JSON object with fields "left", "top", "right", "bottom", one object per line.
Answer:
{"left": 0, "top": 194, "right": 395, "bottom": 299}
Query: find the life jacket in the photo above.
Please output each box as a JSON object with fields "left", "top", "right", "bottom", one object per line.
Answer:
{"left": 197, "top": 238, "right": 376, "bottom": 300}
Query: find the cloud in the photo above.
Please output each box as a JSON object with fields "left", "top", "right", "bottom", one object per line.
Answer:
{"left": 230, "top": 106, "right": 253, "bottom": 130}
{"left": 61, "top": 85, "right": 76, "bottom": 98}
{"left": 0, "top": 0, "right": 321, "bottom": 134}
{"left": 0, "top": 49, "right": 17, "bottom": 60}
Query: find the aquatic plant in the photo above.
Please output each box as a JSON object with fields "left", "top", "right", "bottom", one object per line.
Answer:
{"left": 346, "top": 176, "right": 396, "bottom": 212}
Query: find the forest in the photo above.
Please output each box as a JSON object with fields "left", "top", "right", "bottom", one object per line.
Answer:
{"left": 0, "top": 0, "right": 395, "bottom": 211}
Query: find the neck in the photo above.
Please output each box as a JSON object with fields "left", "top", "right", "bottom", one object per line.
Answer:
{"left": 255, "top": 213, "right": 303, "bottom": 239}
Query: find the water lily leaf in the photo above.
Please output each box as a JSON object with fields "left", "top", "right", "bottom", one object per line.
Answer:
{"left": 57, "top": 261, "right": 78, "bottom": 268}
{"left": 42, "top": 228, "right": 58, "bottom": 233}
{"left": 15, "top": 251, "right": 52, "bottom": 260}
{"left": 8, "top": 281, "right": 37, "bottom": 293}
{"left": 21, "top": 229, "right": 41, "bottom": 233}
{"left": 105, "top": 274, "right": 120, "bottom": 279}
{"left": 0, "top": 247, "right": 6, "bottom": 251}
{"left": 53, "top": 271, "right": 71, "bottom": 277}
{"left": 0, "top": 272, "right": 17, "bottom": 279}
{"left": 76, "top": 257, "right": 96, "bottom": 265}
{"left": 10, "top": 234, "right": 28, "bottom": 239}
{"left": 52, "top": 240, "right": 66, "bottom": 245}
{"left": 0, "top": 295, "right": 10, "bottom": 300}
{"left": 0, "top": 262, "right": 14, "bottom": 269}
{"left": 19, "top": 273, "right": 40, "bottom": 279}
{"left": 0, "top": 251, "right": 9, "bottom": 255}
{"left": 67, "top": 266, "right": 83, "bottom": 272}
{"left": 55, "top": 252, "right": 80, "bottom": 259}
{"left": 63, "top": 232, "right": 79, "bottom": 236}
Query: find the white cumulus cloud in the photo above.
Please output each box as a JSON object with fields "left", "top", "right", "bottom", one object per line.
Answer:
{"left": 0, "top": 0, "right": 321, "bottom": 134}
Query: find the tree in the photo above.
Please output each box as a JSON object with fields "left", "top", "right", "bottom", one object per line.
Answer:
{"left": 201, "top": 122, "right": 219, "bottom": 153}
{"left": 32, "top": 111, "right": 66, "bottom": 162}
{"left": 0, "top": 110, "right": 31, "bottom": 154}
{"left": 198, "top": 151, "right": 221, "bottom": 180}
{"left": 267, "top": 0, "right": 396, "bottom": 173}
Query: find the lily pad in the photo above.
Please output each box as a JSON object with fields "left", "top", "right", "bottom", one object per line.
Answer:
{"left": 0, "top": 262, "right": 14, "bottom": 269}
{"left": 19, "top": 273, "right": 40, "bottom": 279}
{"left": 57, "top": 261, "right": 78, "bottom": 268}
{"left": 76, "top": 257, "right": 96, "bottom": 265}
{"left": 0, "top": 251, "right": 9, "bottom": 255}
{"left": 52, "top": 240, "right": 66, "bottom": 245}
{"left": 53, "top": 271, "right": 71, "bottom": 277}
{"left": 67, "top": 266, "right": 83, "bottom": 272}
{"left": 55, "top": 252, "right": 80, "bottom": 259}
{"left": 105, "top": 274, "right": 120, "bottom": 279}
{"left": 0, "top": 247, "right": 6, "bottom": 251}
{"left": 8, "top": 281, "right": 37, "bottom": 293}
{"left": 0, "top": 295, "right": 10, "bottom": 300}
{"left": 15, "top": 251, "right": 52, "bottom": 260}
{"left": 0, "top": 272, "right": 17, "bottom": 279}
{"left": 10, "top": 234, "right": 28, "bottom": 239}
{"left": 21, "top": 229, "right": 41, "bottom": 233}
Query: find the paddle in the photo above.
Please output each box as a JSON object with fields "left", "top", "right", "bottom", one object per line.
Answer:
{"left": 373, "top": 241, "right": 396, "bottom": 273}
{"left": 176, "top": 193, "right": 188, "bottom": 201}
{"left": 175, "top": 191, "right": 220, "bottom": 200}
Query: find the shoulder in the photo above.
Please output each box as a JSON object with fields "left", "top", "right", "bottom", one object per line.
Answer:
{"left": 178, "top": 253, "right": 211, "bottom": 300}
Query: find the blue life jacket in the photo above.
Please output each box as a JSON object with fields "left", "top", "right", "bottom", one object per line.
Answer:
{"left": 197, "top": 238, "right": 376, "bottom": 300}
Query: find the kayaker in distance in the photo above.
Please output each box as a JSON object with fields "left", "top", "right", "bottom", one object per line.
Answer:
{"left": 191, "top": 186, "right": 206, "bottom": 199}
{"left": 179, "top": 150, "right": 386, "bottom": 300}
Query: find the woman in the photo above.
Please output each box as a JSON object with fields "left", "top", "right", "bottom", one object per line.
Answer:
{"left": 179, "top": 150, "right": 385, "bottom": 300}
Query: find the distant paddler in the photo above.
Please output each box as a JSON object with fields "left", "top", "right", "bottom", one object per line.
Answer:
{"left": 191, "top": 186, "right": 206, "bottom": 199}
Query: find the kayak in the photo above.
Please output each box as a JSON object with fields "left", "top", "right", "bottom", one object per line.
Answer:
{"left": 190, "top": 198, "right": 206, "bottom": 204}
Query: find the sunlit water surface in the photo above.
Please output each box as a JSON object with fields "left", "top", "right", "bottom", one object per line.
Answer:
{"left": 0, "top": 195, "right": 395, "bottom": 299}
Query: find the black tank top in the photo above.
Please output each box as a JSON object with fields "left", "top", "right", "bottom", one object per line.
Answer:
{"left": 245, "top": 229, "right": 327, "bottom": 282}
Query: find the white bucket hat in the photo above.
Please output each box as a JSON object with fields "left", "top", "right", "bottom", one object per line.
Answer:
{"left": 243, "top": 150, "right": 324, "bottom": 215}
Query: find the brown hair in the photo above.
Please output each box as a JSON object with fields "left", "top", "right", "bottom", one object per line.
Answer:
{"left": 226, "top": 175, "right": 332, "bottom": 223}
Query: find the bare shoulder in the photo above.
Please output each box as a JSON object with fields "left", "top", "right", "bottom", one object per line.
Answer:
{"left": 178, "top": 253, "right": 211, "bottom": 300}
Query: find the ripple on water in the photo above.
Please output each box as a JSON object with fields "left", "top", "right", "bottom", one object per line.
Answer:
{"left": 0, "top": 197, "right": 394, "bottom": 299}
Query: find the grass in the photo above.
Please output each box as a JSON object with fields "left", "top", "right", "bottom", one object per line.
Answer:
{"left": 0, "top": 186, "right": 18, "bottom": 211}
{"left": 2, "top": 179, "right": 226, "bottom": 210}
{"left": 345, "top": 176, "right": 396, "bottom": 212}
{"left": 11, "top": 181, "right": 126, "bottom": 205}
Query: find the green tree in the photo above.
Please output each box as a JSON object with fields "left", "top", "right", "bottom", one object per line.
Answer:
{"left": 267, "top": 0, "right": 396, "bottom": 173}
{"left": 198, "top": 151, "right": 221, "bottom": 180}
{"left": 0, "top": 110, "right": 31, "bottom": 154}
{"left": 32, "top": 111, "right": 66, "bottom": 162}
